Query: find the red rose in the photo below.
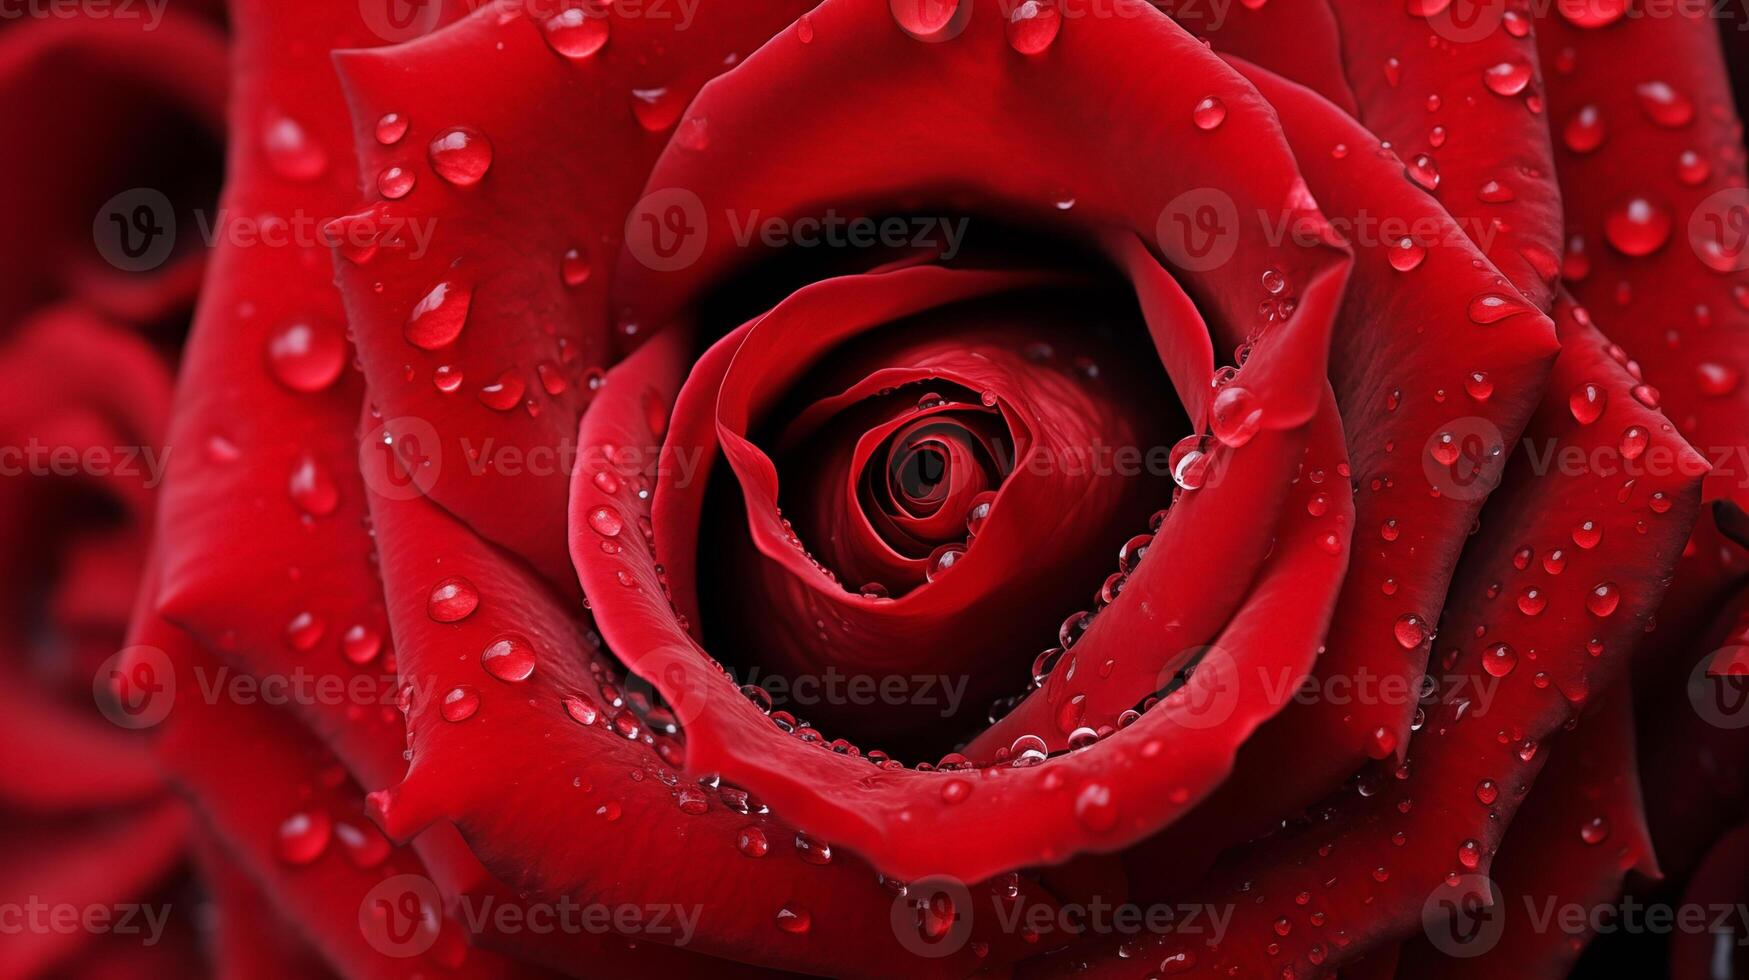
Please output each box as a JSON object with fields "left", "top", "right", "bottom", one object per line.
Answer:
{"left": 8, "top": 0, "right": 1749, "bottom": 977}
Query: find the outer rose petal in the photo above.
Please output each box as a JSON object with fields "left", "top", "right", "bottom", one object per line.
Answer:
{"left": 1397, "top": 684, "right": 1658, "bottom": 978}
{"left": 1121, "top": 57, "right": 1561, "bottom": 894}
{"left": 331, "top": 1, "right": 815, "bottom": 585}
{"left": 1539, "top": 4, "right": 1749, "bottom": 514}
{"left": 1034, "top": 295, "right": 1701, "bottom": 977}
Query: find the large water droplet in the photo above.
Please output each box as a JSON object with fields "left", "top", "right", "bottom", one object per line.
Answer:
{"left": 1482, "top": 62, "right": 1532, "bottom": 97}
{"left": 262, "top": 111, "right": 327, "bottom": 181}
{"left": 1563, "top": 105, "right": 1605, "bottom": 153}
{"left": 1210, "top": 385, "right": 1262, "bottom": 447}
{"left": 481, "top": 632, "right": 537, "bottom": 682}
{"left": 277, "top": 810, "right": 332, "bottom": 864}
{"left": 542, "top": 7, "right": 610, "bottom": 59}
{"left": 440, "top": 685, "right": 480, "bottom": 721}
{"left": 428, "top": 126, "right": 493, "bottom": 186}
{"left": 478, "top": 370, "right": 526, "bottom": 412}
{"left": 1586, "top": 581, "right": 1621, "bottom": 617}
{"left": 1006, "top": 0, "right": 1061, "bottom": 54}
{"left": 1604, "top": 197, "right": 1671, "bottom": 256}
{"left": 1191, "top": 96, "right": 1227, "bottom": 132}
{"left": 428, "top": 576, "right": 479, "bottom": 622}
{"left": 289, "top": 454, "right": 340, "bottom": 517}
{"left": 405, "top": 280, "right": 471, "bottom": 350}
{"left": 1468, "top": 292, "right": 1533, "bottom": 324}
{"left": 1569, "top": 382, "right": 1607, "bottom": 423}
{"left": 1635, "top": 80, "right": 1693, "bottom": 128}
{"left": 266, "top": 318, "right": 346, "bottom": 393}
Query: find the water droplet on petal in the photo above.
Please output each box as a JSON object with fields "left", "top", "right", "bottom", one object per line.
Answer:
{"left": 1563, "top": 105, "right": 1605, "bottom": 153}
{"left": 375, "top": 112, "right": 408, "bottom": 145}
{"left": 1580, "top": 815, "right": 1610, "bottom": 845}
{"left": 428, "top": 126, "right": 492, "bottom": 186}
{"left": 926, "top": 543, "right": 966, "bottom": 582}
{"left": 1388, "top": 237, "right": 1426, "bottom": 271}
{"left": 1586, "top": 581, "right": 1621, "bottom": 617}
{"left": 1005, "top": 0, "right": 1061, "bottom": 54}
{"left": 588, "top": 505, "right": 624, "bottom": 538}
{"left": 1483, "top": 643, "right": 1517, "bottom": 677}
{"left": 561, "top": 247, "right": 592, "bottom": 286}
{"left": 1569, "top": 382, "right": 1607, "bottom": 423}
{"left": 1210, "top": 385, "right": 1262, "bottom": 447}
{"left": 262, "top": 111, "right": 327, "bottom": 181}
{"left": 277, "top": 810, "right": 332, "bottom": 864}
{"left": 775, "top": 905, "right": 811, "bottom": 934}
{"left": 428, "top": 576, "right": 479, "bottom": 622}
{"left": 440, "top": 685, "right": 480, "bottom": 722}
{"left": 1635, "top": 80, "right": 1693, "bottom": 128}
{"left": 1074, "top": 782, "right": 1117, "bottom": 832}
{"left": 1482, "top": 62, "right": 1532, "bottom": 97}
{"left": 738, "top": 825, "right": 769, "bottom": 857}
{"left": 481, "top": 632, "right": 537, "bottom": 682}
{"left": 1468, "top": 292, "right": 1533, "bottom": 324}
{"left": 542, "top": 7, "right": 610, "bottom": 59}
{"left": 1604, "top": 197, "right": 1671, "bottom": 256}
{"left": 1558, "top": 0, "right": 1626, "bottom": 28}
{"left": 266, "top": 318, "right": 346, "bottom": 393}
{"left": 377, "top": 165, "right": 415, "bottom": 199}
{"left": 1405, "top": 154, "right": 1440, "bottom": 191}
{"left": 406, "top": 280, "right": 471, "bottom": 350}
{"left": 342, "top": 624, "right": 382, "bottom": 665}
{"left": 1192, "top": 96, "right": 1227, "bottom": 131}
{"left": 478, "top": 370, "right": 526, "bottom": 412}
{"left": 1393, "top": 614, "right": 1429, "bottom": 649}
{"left": 289, "top": 454, "right": 340, "bottom": 516}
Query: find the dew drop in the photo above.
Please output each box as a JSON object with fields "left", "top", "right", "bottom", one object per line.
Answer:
{"left": 428, "top": 576, "right": 479, "bottom": 622}
{"left": 266, "top": 318, "right": 346, "bottom": 393}
{"left": 261, "top": 111, "right": 327, "bottom": 181}
{"left": 1569, "top": 382, "right": 1607, "bottom": 423}
{"left": 405, "top": 280, "right": 471, "bottom": 350}
{"left": 1210, "top": 385, "right": 1262, "bottom": 447}
{"left": 440, "top": 685, "right": 480, "bottom": 722}
{"left": 1192, "top": 96, "right": 1227, "bottom": 131}
{"left": 1482, "top": 61, "right": 1532, "bottom": 97}
{"left": 541, "top": 7, "right": 610, "bottom": 59}
{"left": 1005, "top": 0, "right": 1061, "bottom": 54}
{"left": 1586, "top": 581, "right": 1621, "bottom": 617}
{"left": 481, "top": 632, "right": 537, "bottom": 682}
{"left": 1635, "top": 80, "right": 1693, "bottom": 128}
{"left": 428, "top": 126, "right": 493, "bottom": 186}
{"left": 374, "top": 112, "right": 408, "bottom": 145}
{"left": 1604, "top": 197, "right": 1672, "bottom": 256}
{"left": 277, "top": 810, "right": 332, "bottom": 865}
{"left": 478, "top": 370, "right": 526, "bottom": 412}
